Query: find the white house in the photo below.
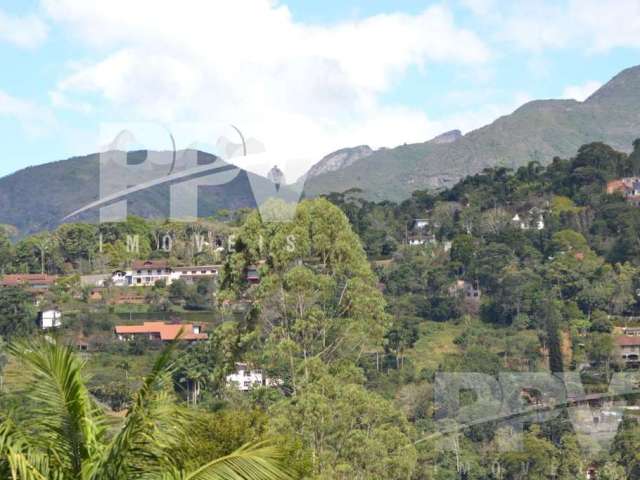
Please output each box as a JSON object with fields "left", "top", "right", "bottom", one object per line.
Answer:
{"left": 172, "top": 265, "right": 220, "bottom": 284}
{"left": 112, "top": 262, "right": 221, "bottom": 287}
{"left": 38, "top": 309, "right": 62, "bottom": 329}
{"left": 226, "top": 363, "right": 264, "bottom": 391}
{"left": 111, "top": 270, "right": 131, "bottom": 287}
{"left": 131, "top": 260, "right": 173, "bottom": 286}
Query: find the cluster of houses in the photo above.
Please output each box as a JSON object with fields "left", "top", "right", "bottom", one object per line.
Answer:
{"left": 113, "top": 320, "right": 278, "bottom": 391}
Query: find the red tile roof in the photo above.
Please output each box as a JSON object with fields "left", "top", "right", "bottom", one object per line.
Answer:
{"left": 0, "top": 274, "right": 57, "bottom": 287}
{"left": 616, "top": 335, "right": 640, "bottom": 347}
{"left": 115, "top": 321, "right": 207, "bottom": 341}
{"left": 132, "top": 260, "right": 169, "bottom": 270}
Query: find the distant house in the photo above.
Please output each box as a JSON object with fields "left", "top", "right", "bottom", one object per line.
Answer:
{"left": 225, "top": 362, "right": 282, "bottom": 391}
{"left": 607, "top": 177, "right": 640, "bottom": 206}
{"left": 131, "top": 260, "right": 172, "bottom": 286}
{"left": 0, "top": 274, "right": 57, "bottom": 293}
{"left": 111, "top": 270, "right": 131, "bottom": 287}
{"left": 112, "top": 262, "right": 221, "bottom": 287}
{"left": 38, "top": 309, "right": 62, "bottom": 329}
{"left": 615, "top": 335, "right": 640, "bottom": 367}
{"left": 511, "top": 210, "right": 545, "bottom": 231}
{"left": 246, "top": 265, "right": 260, "bottom": 284}
{"left": 226, "top": 363, "right": 264, "bottom": 391}
{"left": 114, "top": 321, "right": 207, "bottom": 341}
{"left": 449, "top": 279, "right": 481, "bottom": 301}
{"left": 172, "top": 265, "right": 220, "bottom": 284}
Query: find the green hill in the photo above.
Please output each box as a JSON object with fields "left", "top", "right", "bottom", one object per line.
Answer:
{"left": 0, "top": 150, "right": 291, "bottom": 236}
{"left": 303, "top": 65, "right": 640, "bottom": 201}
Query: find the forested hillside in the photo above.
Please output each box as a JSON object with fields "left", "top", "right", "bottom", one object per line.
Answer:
{"left": 3, "top": 141, "right": 640, "bottom": 478}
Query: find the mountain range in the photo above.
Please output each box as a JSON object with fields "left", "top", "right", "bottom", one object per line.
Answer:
{"left": 2, "top": 65, "right": 640, "bottom": 235}
{"left": 302, "top": 65, "right": 640, "bottom": 201}
{"left": 0, "top": 150, "right": 295, "bottom": 236}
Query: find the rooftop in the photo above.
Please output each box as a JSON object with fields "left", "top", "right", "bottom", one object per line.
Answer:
{"left": 114, "top": 321, "right": 207, "bottom": 341}
{"left": 132, "top": 260, "right": 169, "bottom": 270}
{"left": 0, "top": 274, "right": 57, "bottom": 286}
{"left": 615, "top": 335, "right": 640, "bottom": 347}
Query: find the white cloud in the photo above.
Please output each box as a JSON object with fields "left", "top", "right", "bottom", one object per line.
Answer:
{"left": 0, "top": 8, "right": 47, "bottom": 48}
{"left": 461, "top": 0, "right": 640, "bottom": 53}
{"left": 562, "top": 80, "right": 602, "bottom": 102}
{"left": 0, "top": 90, "right": 55, "bottom": 136}
{"left": 41, "top": 0, "right": 491, "bottom": 179}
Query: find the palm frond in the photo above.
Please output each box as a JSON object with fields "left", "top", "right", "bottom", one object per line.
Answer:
{"left": 7, "top": 339, "right": 104, "bottom": 477}
{"left": 91, "top": 337, "right": 184, "bottom": 479}
{"left": 182, "top": 441, "right": 293, "bottom": 480}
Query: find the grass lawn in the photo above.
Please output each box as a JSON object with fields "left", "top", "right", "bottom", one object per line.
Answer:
{"left": 408, "top": 320, "right": 465, "bottom": 372}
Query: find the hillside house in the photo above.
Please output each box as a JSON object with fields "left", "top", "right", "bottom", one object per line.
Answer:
{"left": 616, "top": 335, "right": 640, "bottom": 367}
{"left": 449, "top": 279, "right": 481, "bottom": 301}
{"left": 0, "top": 274, "right": 57, "bottom": 293}
{"left": 226, "top": 363, "right": 264, "bottom": 391}
{"left": 511, "top": 210, "right": 545, "bottom": 231}
{"left": 114, "top": 321, "right": 207, "bottom": 342}
{"left": 607, "top": 177, "right": 640, "bottom": 206}
{"left": 172, "top": 265, "right": 220, "bottom": 284}
{"left": 225, "top": 363, "right": 282, "bottom": 391}
{"left": 38, "top": 309, "right": 62, "bottom": 329}
{"left": 112, "top": 262, "right": 221, "bottom": 287}
{"left": 111, "top": 270, "right": 131, "bottom": 286}
{"left": 131, "top": 260, "right": 173, "bottom": 286}
{"left": 246, "top": 265, "right": 260, "bottom": 284}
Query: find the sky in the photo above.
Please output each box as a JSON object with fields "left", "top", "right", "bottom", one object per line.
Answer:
{"left": 0, "top": 0, "right": 639, "bottom": 181}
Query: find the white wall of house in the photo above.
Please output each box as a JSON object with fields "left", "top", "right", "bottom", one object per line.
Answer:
{"left": 226, "top": 364, "right": 264, "bottom": 391}
{"left": 113, "top": 266, "right": 219, "bottom": 287}
{"left": 39, "top": 310, "right": 62, "bottom": 329}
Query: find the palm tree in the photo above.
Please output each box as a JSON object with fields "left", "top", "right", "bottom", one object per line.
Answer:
{"left": 0, "top": 338, "right": 292, "bottom": 480}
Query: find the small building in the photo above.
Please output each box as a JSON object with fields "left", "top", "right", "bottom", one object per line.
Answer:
{"left": 616, "top": 335, "right": 640, "bottom": 367}
{"left": 0, "top": 274, "right": 57, "bottom": 293}
{"left": 226, "top": 363, "right": 265, "bottom": 391}
{"left": 172, "top": 265, "right": 221, "bottom": 284}
{"left": 449, "top": 279, "right": 481, "bottom": 300}
{"left": 38, "top": 309, "right": 62, "bottom": 329}
{"left": 607, "top": 177, "right": 640, "bottom": 206}
{"left": 246, "top": 265, "right": 260, "bottom": 284}
{"left": 114, "top": 321, "right": 207, "bottom": 342}
{"left": 225, "top": 362, "right": 282, "bottom": 391}
{"left": 111, "top": 270, "right": 131, "bottom": 287}
{"left": 511, "top": 211, "right": 545, "bottom": 230}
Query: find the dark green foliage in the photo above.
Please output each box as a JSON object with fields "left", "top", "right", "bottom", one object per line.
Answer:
{"left": 0, "top": 286, "right": 34, "bottom": 338}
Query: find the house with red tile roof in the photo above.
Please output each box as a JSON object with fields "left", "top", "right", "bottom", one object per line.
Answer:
{"left": 0, "top": 274, "right": 57, "bottom": 292}
{"left": 615, "top": 335, "right": 640, "bottom": 367}
{"left": 114, "top": 321, "right": 208, "bottom": 342}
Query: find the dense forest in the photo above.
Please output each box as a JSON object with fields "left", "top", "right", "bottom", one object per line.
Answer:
{"left": 3, "top": 141, "right": 640, "bottom": 478}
